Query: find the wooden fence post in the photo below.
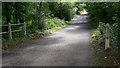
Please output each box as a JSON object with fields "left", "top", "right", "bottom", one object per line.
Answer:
{"left": 24, "top": 22, "right": 26, "bottom": 36}
{"left": 8, "top": 23, "right": 12, "bottom": 40}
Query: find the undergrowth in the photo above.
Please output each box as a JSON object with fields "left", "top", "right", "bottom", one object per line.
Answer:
{"left": 92, "top": 28, "right": 120, "bottom": 66}
{"left": 2, "top": 25, "right": 66, "bottom": 50}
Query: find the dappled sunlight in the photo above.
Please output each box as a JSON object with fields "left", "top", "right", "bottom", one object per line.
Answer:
{"left": 74, "top": 25, "right": 80, "bottom": 28}
{"left": 3, "top": 11, "right": 94, "bottom": 66}
{"left": 81, "top": 9, "right": 88, "bottom": 14}
{"left": 65, "top": 26, "right": 80, "bottom": 30}
{"left": 2, "top": 2, "right": 119, "bottom": 66}
{"left": 65, "top": 27, "right": 75, "bottom": 30}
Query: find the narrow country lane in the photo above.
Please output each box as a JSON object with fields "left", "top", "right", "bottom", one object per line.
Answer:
{"left": 2, "top": 14, "right": 95, "bottom": 66}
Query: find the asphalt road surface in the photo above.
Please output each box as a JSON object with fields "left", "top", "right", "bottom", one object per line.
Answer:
{"left": 2, "top": 14, "right": 95, "bottom": 66}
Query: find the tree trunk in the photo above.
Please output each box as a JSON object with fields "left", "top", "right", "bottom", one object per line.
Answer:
{"left": 4, "top": 3, "right": 11, "bottom": 34}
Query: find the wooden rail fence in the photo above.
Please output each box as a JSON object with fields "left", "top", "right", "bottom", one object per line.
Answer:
{"left": 0, "top": 22, "right": 26, "bottom": 40}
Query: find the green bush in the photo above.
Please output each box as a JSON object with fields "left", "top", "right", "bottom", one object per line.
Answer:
{"left": 62, "top": 3, "right": 76, "bottom": 21}
{"left": 44, "top": 18, "right": 66, "bottom": 30}
{"left": 92, "top": 22, "right": 105, "bottom": 45}
{"left": 110, "top": 22, "right": 120, "bottom": 59}
{"left": 110, "top": 23, "right": 119, "bottom": 47}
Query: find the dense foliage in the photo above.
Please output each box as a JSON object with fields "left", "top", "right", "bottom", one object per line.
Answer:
{"left": 1, "top": 2, "right": 120, "bottom": 65}
{"left": 49, "top": 2, "right": 77, "bottom": 21}
{"left": 85, "top": 2, "right": 120, "bottom": 63}
{"left": 2, "top": 2, "right": 82, "bottom": 40}
{"left": 44, "top": 18, "right": 65, "bottom": 30}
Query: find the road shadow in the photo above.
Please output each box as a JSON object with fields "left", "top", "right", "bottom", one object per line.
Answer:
{"left": 65, "top": 14, "right": 92, "bottom": 34}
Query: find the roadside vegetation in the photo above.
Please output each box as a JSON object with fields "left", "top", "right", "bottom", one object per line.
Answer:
{"left": 2, "top": 2, "right": 84, "bottom": 50}
{"left": 85, "top": 2, "right": 120, "bottom": 66}
{"left": 2, "top": 2, "right": 120, "bottom": 66}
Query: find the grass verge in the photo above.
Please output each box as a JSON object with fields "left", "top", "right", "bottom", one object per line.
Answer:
{"left": 92, "top": 29, "right": 120, "bottom": 66}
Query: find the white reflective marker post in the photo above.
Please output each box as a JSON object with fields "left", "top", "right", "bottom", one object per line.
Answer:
{"left": 105, "top": 23, "right": 110, "bottom": 50}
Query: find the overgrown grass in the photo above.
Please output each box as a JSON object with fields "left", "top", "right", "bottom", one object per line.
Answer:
{"left": 92, "top": 29, "right": 120, "bottom": 66}
{"left": 92, "top": 29, "right": 105, "bottom": 66}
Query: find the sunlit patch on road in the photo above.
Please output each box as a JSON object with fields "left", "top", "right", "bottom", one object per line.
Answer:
{"left": 3, "top": 14, "right": 95, "bottom": 66}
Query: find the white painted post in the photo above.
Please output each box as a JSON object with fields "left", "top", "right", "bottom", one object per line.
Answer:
{"left": 24, "top": 22, "right": 26, "bottom": 36}
{"left": 8, "top": 23, "right": 12, "bottom": 40}
{"left": 105, "top": 23, "right": 110, "bottom": 50}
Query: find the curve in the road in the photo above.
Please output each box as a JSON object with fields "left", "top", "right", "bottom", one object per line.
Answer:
{"left": 2, "top": 14, "right": 95, "bottom": 66}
